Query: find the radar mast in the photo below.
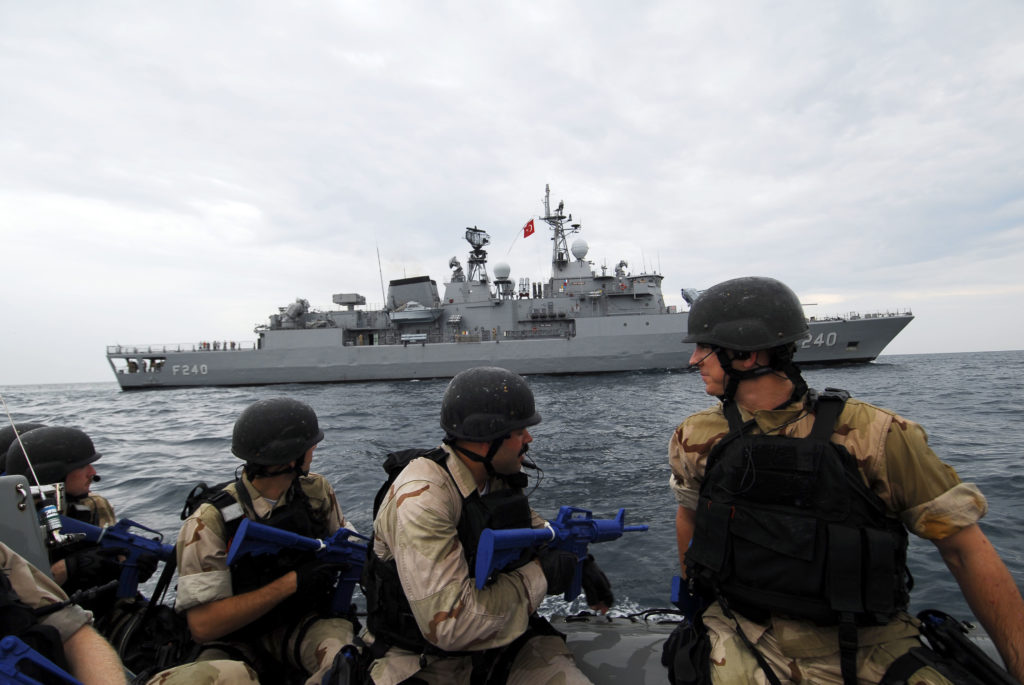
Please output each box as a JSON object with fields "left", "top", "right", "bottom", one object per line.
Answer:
{"left": 464, "top": 226, "right": 491, "bottom": 283}
{"left": 541, "top": 184, "right": 581, "bottom": 267}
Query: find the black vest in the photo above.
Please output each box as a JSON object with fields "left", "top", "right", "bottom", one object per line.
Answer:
{"left": 362, "top": 448, "right": 533, "bottom": 656}
{"left": 685, "top": 389, "right": 911, "bottom": 626}
{"left": 1, "top": 569, "right": 70, "bottom": 682}
{"left": 184, "top": 476, "right": 333, "bottom": 637}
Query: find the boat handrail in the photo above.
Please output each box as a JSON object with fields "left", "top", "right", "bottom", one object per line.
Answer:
{"left": 807, "top": 309, "right": 913, "bottom": 323}
{"left": 107, "top": 341, "right": 258, "bottom": 355}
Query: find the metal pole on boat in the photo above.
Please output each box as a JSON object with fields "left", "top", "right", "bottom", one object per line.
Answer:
{"left": 0, "top": 394, "right": 44, "bottom": 488}
{"left": 376, "top": 244, "right": 387, "bottom": 309}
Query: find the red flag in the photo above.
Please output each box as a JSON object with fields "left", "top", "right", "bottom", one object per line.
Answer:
{"left": 523, "top": 219, "right": 535, "bottom": 238}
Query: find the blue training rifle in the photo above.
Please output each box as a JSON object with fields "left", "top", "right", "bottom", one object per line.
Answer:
{"left": 0, "top": 635, "right": 83, "bottom": 685}
{"left": 474, "top": 505, "right": 648, "bottom": 601}
{"left": 57, "top": 515, "right": 174, "bottom": 599}
{"left": 225, "top": 518, "right": 370, "bottom": 616}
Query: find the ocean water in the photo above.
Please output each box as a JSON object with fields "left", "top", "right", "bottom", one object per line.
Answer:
{"left": 2, "top": 351, "right": 1022, "bottom": 630}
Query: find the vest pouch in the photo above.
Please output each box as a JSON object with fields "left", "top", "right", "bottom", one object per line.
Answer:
{"left": 720, "top": 439, "right": 820, "bottom": 508}
{"left": 686, "top": 500, "right": 732, "bottom": 574}
{"left": 862, "top": 527, "right": 905, "bottom": 619}
{"left": 661, "top": 617, "right": 711, "bottom": 685}
{"left": 730, "top": 506, "right": 816, "bottom": 563}
{"left": 479, "top": 489, "right": 533, "bottom": 530}
{"left": 460, "top": 487, "right": 533, "bottom": 580}
{"left": 727, "top": 508, "right": 829, "bottom": 612}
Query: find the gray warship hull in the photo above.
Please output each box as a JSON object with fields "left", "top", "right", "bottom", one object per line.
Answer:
{"left": 107, "top": 186, "right": 913, "bottom": 390}
{"left": 106, "top": 312, "right": 912, "bottom": 389}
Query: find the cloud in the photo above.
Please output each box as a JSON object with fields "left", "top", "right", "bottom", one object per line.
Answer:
{"left": 1, "top": 1, "right": 1022, "bottom": 385}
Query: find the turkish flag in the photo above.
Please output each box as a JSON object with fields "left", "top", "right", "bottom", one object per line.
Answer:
{"left": 523, "top": 219, "right": 535, "bottom": 238}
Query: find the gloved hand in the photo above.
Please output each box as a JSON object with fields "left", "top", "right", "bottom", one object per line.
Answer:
{"left": 135, "top": 553, "right": 159, "bottom": 584}
{"left": 295, "top": 559, "right": 348, "bottom": 600}
{"left": 581, "top": 554, "right": 614, "bottom": 611}
{"left": 64, "top": 546, "right": 123, "bottom": 593}
{"left": 538, "top": 548, "right": 578, "bottom": 596}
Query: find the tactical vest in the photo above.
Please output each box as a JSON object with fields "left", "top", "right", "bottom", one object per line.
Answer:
{"left": 685, "top": 389, "right": 911, "bottom": 627}
{"left": 182, "top": 476, "right": 334, "bottom": 638}
{"left": 63, "top": 496, "right": 97, "bottom": 524}
{"left": 362, "top": 448, "right": 534, "bottom": 658}
{"left": 0, "top": 569, "right": 70, "bottom": 681}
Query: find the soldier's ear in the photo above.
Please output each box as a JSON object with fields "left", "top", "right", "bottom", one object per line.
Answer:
{"left": 733, "top": 351, "right": 763, "bottom": 370}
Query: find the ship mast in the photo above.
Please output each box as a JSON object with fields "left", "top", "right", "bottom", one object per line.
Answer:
{"left": 541, "top": 184, "right": 580, "bottom": 267}
{"left": 464, "top": 226, "right": 490, "bottom": 283}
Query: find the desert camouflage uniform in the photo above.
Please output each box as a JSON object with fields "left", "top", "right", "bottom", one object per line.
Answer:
{"left": 65, "top": 492, "right": 117, "bottom": 527}
{"left": 368, "top": 444, "right": 591, "bottom": 685}
{"left": 669, "top": 393, "right": 987, "bottom": 685}
{"left": 151, "top": 471, "right": 357, "bottom": 685}
{"left": 1, "top": 541, "right": 91, "bottom": 641}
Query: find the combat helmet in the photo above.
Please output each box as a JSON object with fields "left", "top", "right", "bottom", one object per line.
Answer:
{"left": 5, "top": 426, "right": 100, "bottom": 485}
{"left": 684, "top": 276, "right": 809, "bottom": 351}
{"left": 441, "top": 366, "right": 541, "bottom": 442}
{"left": 0, "top": 423, "right": 46, "bottom": 473}
{"left": 231, "top": 397, "right": 324, "bottom": 465}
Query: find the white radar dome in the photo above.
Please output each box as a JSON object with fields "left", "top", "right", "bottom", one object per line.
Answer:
{"left": 571, "top": 239, "right": 590, "bottom": 261}
{"left": 493, "top": 262, "right": 511, "bottom": 279}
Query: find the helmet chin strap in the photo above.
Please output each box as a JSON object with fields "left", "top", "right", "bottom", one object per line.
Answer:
{"left": 716, "top": 348, "right": 808, "bottom": 406}
{"left": 444, "top": 437, "right": 502, "bottom": 477}
{"left": 716, "top": 349, "right": 775, "bottom": 401}
{"left": 444, "top": 435, "right": 530, "bottom": 485}
{"left": 244, "top": 460, "right": 304, "bottom": 480}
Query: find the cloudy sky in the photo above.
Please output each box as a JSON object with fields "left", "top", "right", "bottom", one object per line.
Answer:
{"left": 2, "top": 1, "right": 1022, "bottom": 386}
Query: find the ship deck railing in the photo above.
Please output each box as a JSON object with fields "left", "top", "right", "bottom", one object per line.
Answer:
{"left": 107, "top": 341, "right": 259, "bottom": 355}
{"left": 807, "top": 309, "right": 913, "bottom": 323}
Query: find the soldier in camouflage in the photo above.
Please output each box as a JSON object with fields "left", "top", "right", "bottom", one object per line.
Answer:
{"left": 151, "top": 397, "right": 358, "bottom": 685}
{"left": 4, "top": 426, "right": 157, "bottom": 601}
{"left": 669, "top": 276, "right": 1024, "bottom": 684}
{"left": 364, "top": 366, "right": 611, "bottom": 685}
{"left": 0, "top": 541, "right": 127, "bottom": 685}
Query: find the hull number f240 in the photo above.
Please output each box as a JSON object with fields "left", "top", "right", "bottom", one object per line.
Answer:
{"left": 799, "top": 331, "right": 838, "bottom": 348}
{"left": 172, "top": 364, "right": 208, "bottom": 376}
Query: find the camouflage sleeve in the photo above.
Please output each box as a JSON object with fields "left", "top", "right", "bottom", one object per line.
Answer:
{"left": 380, "top": 466, "right": 546, "bottom": 652}
{"left": 880, "top": 414, "right": 987, "bottom": 540}
{"left": 174, "top": 503, "right": 232, "bottom": 613}
{"left": 838, "top": 400, "right": 988, "bottom": 540}
{"left": 86, "top": 494, "right": 117, "bottom": 527}
{"left": 302, "top": 473, "right": 355, "bottom": 535}
{"left": 668, "top": 408, "right": 726, "bottom": 511}
{"left": 1, "top": 543, "right": 92, "bottom": 642}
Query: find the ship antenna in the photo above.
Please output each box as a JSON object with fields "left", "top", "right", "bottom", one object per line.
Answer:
{"left": 376, "top": 244, "right": 387, "bottom": 310}
{"left": 541, "top": 184, "right": 578, "bottom": 268}
{"left": 0, "top": 392, "right": 44, "bottom": 487}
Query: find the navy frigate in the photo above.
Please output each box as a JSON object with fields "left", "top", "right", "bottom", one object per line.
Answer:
{"left": 106, "top": 186, "right": 913, "bottom": 389}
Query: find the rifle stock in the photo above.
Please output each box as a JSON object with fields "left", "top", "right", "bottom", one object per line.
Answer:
{"left": 226, "top": 518, "right": 370, "bottom": 615}
{"left": 475, "top": 505, "right": 647, "bottom": 601}
{"left": 57, "top": 515, "right": 173, "bottom": 599}
{"left": 0, "top": 635, "right": 83, "bottom": 685}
